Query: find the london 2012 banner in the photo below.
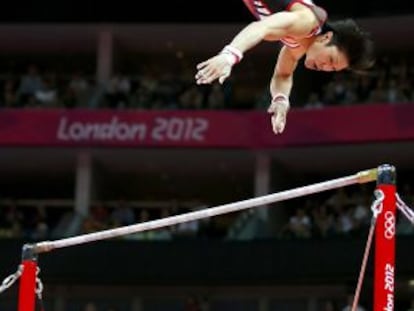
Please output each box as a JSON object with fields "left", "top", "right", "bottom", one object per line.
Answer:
{"left": 0, "top": 104, "right": 412, "bottom": 148}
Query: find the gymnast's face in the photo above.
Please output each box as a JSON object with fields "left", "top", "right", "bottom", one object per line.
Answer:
{"left": 304, "top": 31, "right": 349, "bottom": 72}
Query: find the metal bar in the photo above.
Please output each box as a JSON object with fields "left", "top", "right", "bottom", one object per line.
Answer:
{"left": 34, "top": 168, "right": 377, "bottom": 253}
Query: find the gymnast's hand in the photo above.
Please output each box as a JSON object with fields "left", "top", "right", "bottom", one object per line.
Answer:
{"left": 195, "top": 45, "right": 243, "bottom": 85}
{"left": 195, "top": 53, "right": 233, "bottom": 85}
{"left": 268, "top": 94, "right": 290, "bottom": 134}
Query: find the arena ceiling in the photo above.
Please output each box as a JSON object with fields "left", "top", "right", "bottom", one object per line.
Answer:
{"left": 0, "top": 0, "right": 412, "bottom": 23}
{"left": 0, "top": 15, "right": 413, "bottom": 54}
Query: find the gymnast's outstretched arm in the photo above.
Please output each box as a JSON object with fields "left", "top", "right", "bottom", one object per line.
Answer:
{"left": 195, "top": 9, "right": 315, "bottom": 85}
{"left": 267, "top": 45, "right": 303, "bottom": 134}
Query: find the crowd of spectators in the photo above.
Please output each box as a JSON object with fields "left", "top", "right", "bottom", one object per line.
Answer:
{"left": 0, "top": 62, "right": 232, "bottom": 110}
{"left": 255, "top": 55, "right": 414, "bottom": 110}
{"left": 0, "top": 53, "right": 414, "bottom": 241}
{"left": 0, "top": 201, "right": 51, "bottom": 240}
{"left": 0, "top": 181, "right": 413, "bottom": 242}
{"left": 302, "top": 56, "right": 414, "bottom": 109}
{"left": 279, "top": 183, "right": 414, "bottom": 240}
{"left": 1, "top": 54, "right": 413, "bottom": 110}
{"left": 0, "top": 198, "right": 237, "bottom": 241}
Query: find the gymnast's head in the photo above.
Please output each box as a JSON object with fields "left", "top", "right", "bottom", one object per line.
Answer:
{"left": 304, "top": 19, "right": 375, "bottom": 73}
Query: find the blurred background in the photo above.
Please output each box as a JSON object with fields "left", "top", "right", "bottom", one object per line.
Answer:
{"left": 0, "top": 0, "right": 414, "bottom": 310}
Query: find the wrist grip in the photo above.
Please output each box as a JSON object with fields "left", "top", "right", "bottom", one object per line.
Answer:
{"left": 220, "top": 45, "right": 243, "bottom": 65}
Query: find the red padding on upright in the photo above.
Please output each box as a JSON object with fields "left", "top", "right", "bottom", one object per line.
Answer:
{"left": 18, "top": 260, "right": 37, "bottom": 311}
{"left": 374, "top": 184, "right": 396, "bottom": 311}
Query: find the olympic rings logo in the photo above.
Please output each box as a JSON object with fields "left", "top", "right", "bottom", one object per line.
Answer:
{"left": 384, "top": 211, "right": 396, "bottom": 240}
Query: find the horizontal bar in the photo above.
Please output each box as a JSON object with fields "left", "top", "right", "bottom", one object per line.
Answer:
{"left": 34, "top": 168, "right": 377, "bottom": 253}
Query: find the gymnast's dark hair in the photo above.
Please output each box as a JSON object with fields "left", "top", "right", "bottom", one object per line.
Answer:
{"left": 323, "top": 19, "right": 375, "bottom": 73}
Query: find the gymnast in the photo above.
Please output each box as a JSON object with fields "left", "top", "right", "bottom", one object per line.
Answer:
{"left": 195, "top": 0, "right": 375, "bottom": 134}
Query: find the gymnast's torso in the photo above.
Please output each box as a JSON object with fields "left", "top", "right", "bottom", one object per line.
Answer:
{"left": 242, "top": 0, "right": 327, "bottom": 48}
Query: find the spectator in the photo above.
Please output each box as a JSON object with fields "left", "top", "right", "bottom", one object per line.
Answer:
{"left": 69, "top": 71, "right": 89, "bottom": 95}
{"left": 178, "top": 85, "right": 203, "bottom": 109}
{"left": 17, "top": 64, "right": 43, "bottom": 106}
{"left": 325, "top": 188, "right": 351, "bottom": 215}
{"left": 3, "top": 79, "right": 17, "bottom": 107}
{"left": 281, "top": 207, "right": 312, "bottom": 239}
{"left": 356, "top": 75, "right": 373, "bottom": 102}
{"left": 386, "top": 79, "right": 408, "bottom": 103}
{"left": 110, "top": 200, "right": 135, "bottom": 227}
{"left": 105, "top": 74, "right": 131, "bottom": 108}
{"left": 31, "top": 205, "right": 49, "bottom": 240}
{"left": 206, "top": 84, "right": 225, "bottom": 109}
{"left": 335, "top": 205, "right": 355, "bottom": 236}
{"left": 312, "top": 204, "right": 336, "bottom": 238}
{"left": 34, "top": 78, "right": 58, "bottom": 107}
{"left": 352, "top": 196, "right": 371, "bottom": 233}
{"left": 156, "top": 72, "right": 183, "bottom": 108}
{"left": 304, "top": 92, "right": 323, "bottom": 109}
{"left": 68, "top": 71, "right": 91, "bottom": 107}
{"left": 0, "top": 201, "right": 23, "bottom": 238}
{"left": 368, "top": 79, "right": 387, "bottom": 102}
{"left": 82, "top": 204, "right": 109, "bottom": 234}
